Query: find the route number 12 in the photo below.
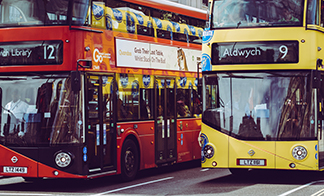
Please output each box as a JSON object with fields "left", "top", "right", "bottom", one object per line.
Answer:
{"left": 44, "top": 45, "right": 55, "bottom": 60}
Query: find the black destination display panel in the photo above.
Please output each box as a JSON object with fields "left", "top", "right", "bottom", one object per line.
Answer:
{"left": 212, "top": 41, "right": 299, "bottom": 65}
{"left": 0, "top": 40, "right": 63, "bottom": 66}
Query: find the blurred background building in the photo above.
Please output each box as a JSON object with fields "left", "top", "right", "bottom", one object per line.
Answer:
{"left": 168, "top": 0, "right": 208, "bottom": 10}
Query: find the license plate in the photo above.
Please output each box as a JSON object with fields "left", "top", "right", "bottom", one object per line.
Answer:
{"left": 237, "top": 159, "right": 266, "bottom": 166}
{"left": 3, "top": 166, "right": 27, "bottom": 174}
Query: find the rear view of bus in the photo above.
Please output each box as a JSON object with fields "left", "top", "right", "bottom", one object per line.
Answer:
{"left": 201, "top": 0, "right": 324, "bottom": 173}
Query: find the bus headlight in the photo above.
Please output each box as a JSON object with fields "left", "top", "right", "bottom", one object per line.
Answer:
{"left": 203, "top": 145, "right": 214, "bottom": 159}
{"left": 55, "top": 151, "right": 73, "bottom": 168}
{"left": 292, "top": 146, "right": 307, "bottom": 160}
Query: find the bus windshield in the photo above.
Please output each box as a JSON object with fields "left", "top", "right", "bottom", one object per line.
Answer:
{"left": 203, "top": 71, "right": 316, "bottom": 141}
{"left": 0, "top": 0, "right": 89, "bottom": 27}
{"left": 0, "top": 73, "right": 83, "bottom": 147}
{"left": 211, "top": 0, "right": 303, "bottom": 28}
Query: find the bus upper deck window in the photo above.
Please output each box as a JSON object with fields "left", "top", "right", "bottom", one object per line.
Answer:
{"left": 321, "top": 0, "right": 324, "bottom": 27}
{"left": 212, "top": 0, "right": 303, "bottom": 28}
{"left": 0, "top": 0, "right": 90, "bottom": 27}
{"left": 307, "top": 0, "right": 319, "bottom": 25}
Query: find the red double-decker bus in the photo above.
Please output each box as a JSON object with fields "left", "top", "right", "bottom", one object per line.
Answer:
{"left": 0, "top": 0, "right": 206, "bottom": 181}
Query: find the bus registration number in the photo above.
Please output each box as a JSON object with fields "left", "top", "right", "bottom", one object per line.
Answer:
{"left": 3, "top": 166, "right": 27, "bottom": 174}
{"left": 237, "top": 159, "right": 266, "bottom": 166}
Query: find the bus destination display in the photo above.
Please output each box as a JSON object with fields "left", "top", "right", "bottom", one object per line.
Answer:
{"left": 212, "top": 41, "right": 299, "bottom": 65}
{"left": 0, "top": 40, "right": 63, "bottom": 66}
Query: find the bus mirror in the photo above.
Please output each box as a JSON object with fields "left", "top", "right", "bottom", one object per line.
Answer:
{"left": 317, "top": 58, "right": 323, "bottom": 68}
{"left": 321, "top": 99, "right": 324, "bottom": 117}
{"left": 77, "top": 59, "right": 92, "bottom": 69}
{"left": 71, "top": 71, "right": 81, "bottom": 92}
{"left": 205, "top": 22, "right": 210, "bottom": 30}
{"left": 197, "top": 78, "right": 202, "bottom": 94}
{"left": 312, "top": 69, "right": 321, "bottom": 88}
{"left": 205, "top": 75, "right": 218, "bottom": 85}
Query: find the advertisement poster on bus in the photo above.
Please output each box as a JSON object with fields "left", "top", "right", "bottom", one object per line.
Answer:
{"left": 116, "top": 38, "right": 200, "bottom": 72}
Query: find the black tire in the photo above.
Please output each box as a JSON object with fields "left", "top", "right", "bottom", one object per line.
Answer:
{"left": 120, "top": 139, "right": 139, "bottom": 182}
{"left": 229, "top": 168, "right": 250, "bottom": 176}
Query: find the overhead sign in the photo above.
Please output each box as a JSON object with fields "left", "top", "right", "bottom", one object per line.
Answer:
{"left": 212, "top": 41, "right": 299, "bottom": 65}
{"left": 0, "top": 40, "right": 63, "bottom": 66}
{"left": 116, "top": 38, "right": 200, "bottom": 71}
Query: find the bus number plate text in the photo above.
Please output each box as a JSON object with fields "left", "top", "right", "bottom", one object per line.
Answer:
{"left": 237, "top": 159, "right": 266, "bottom": 166}
{"left": 3, "top": 166, "right": 27, "bottom": 174}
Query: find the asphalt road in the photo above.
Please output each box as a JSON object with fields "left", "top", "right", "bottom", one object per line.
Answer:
{"left": 0, "top": 160, "right": 324, "bottom": 196}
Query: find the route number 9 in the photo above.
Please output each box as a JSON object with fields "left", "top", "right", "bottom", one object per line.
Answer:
{"left": 279, "top": 45, "right": 288, "bottom": 59}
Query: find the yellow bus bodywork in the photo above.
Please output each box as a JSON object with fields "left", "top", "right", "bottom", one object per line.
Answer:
{"left": 202, "top": 123, "right": 319, "bottom": 171}
{"left": 202, "top": 27, "right": 324, "bottom": 72}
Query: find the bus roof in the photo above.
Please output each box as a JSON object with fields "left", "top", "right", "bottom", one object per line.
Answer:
{"left": 122, "top": 0, "right": 208, "bottom": 20}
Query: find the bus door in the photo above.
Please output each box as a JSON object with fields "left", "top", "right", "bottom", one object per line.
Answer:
{"left": 318, "top": 75, "right": 324, "bottom": 169}
{"left": 155, "top": 77, "right": 177, "bottom": 165}
{"left": 86, "top": 74, "right": 116, "bottom": 174}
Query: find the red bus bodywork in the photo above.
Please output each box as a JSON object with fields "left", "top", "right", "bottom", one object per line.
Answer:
{"left": 0, "top": 0, "right": 206, "bottom": 180}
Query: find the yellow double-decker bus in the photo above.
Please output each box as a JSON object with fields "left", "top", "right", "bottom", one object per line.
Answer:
{"left": 201, "top": 0, "right": 324, "bottom": 174}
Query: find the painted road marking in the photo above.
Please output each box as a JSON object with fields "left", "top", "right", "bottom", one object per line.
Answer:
{"left": 311, "top": 188, "right": 324, "bottom": 196}
{"left": 200, "top": 169, "right": 210, "bottom": 171}
{"left": 0, "top": 193, "right": 52, "bottom": 196}
{"left": 279, "top": 180, "right": 324, "bottom": 196}
{"left": 93, "top": 176, "right": 174, "bottom": 195}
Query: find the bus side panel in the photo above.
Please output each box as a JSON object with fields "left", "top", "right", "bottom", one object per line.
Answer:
{"left": 116, "top": 137, "right": 122, "bottom": 175}
{"left": 138, "top": 122, "right": 155, "bottom": 170}
{"left": 177, "top": 118, "right": 201, "bottom": 163}
{"left": 275, "top": 141, "right": 318, "bottom": 170}
{"left": 139, "top": 134, "right": 155, "bottom": 169}
{"left": 117, "top": 121, "right": 155, "bottom": 171}
{"left": 176, "top": 130, "right": 192, "bottom": 163}
{"left": 228, "top": 139, "right": 275, "bottom": 169}
{"left": 201, "top": 123, "right": 229, "bottom": 168}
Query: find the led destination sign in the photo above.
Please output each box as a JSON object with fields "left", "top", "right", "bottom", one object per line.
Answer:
{"left": 0, "top": 40, "right": 63, "bottom": 66}
{"left": 212, "top": 41, "right": 299, "bottom": 65}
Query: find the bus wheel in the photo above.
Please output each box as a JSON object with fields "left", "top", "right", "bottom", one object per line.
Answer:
{"left": 121, "top": 139, "right": 139, "bottom": 181}
{"left": 229, "top": 168, "right": 250, "bottom": 176}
